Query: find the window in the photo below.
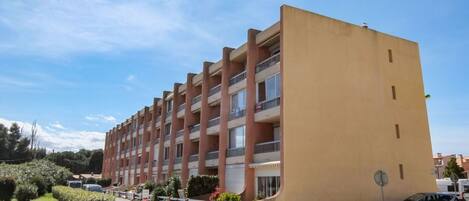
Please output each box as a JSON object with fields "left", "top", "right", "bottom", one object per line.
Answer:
{"left": 231, "top": 89, "right": 246, "bottom": 112}
{"left": 399, "top": 164, "right": 404, "bottom": 180}
{"left": 165, "top": 123, "right": 172, "bottom": 136}
{"left": 176, "top": 143, "right": 183, "bottom": 158}
{"left": 164, "top": 147, "right": 170, "bottom": 160}
{"left": 167, "top": 99, "right": 173, "bottom": 113}
{"left": 273, "top": 126, "right": 281, "bottom": 141}
{"left": 133, "top": 137, "right": 137, "bottom": 147}
{"left": 229, "top": 125, "right": 245, "bottom": 149}
{"left": 388, "top": 49, "right": 393, "bottom": 63}
{"left": 258, "top": 74, "right": 280, "bottom": 102}
{"left": 392, "top": 86, "right": 397, "bottom": 100}
{"left": 395, "top": 124, "right": 400, "bottom": 139}
{"left": 257, "top": 176, "right": 280, "bottom": 198}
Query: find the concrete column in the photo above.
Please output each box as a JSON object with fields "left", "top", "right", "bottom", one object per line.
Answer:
{"left": 244, "top": 29, "right": 261, "bottom": 201}
{"left": 219, "top": 47, "right": 234, "bottom": 191}
{"left": 182, "top": 73, "right": 196, "bottom": 186}
{"left": 157, "top": 91, "right": 170, "bottom": 184}
{"left": 147, "top": 98, "right": 160, "bottom": 182}
{"left": 139, "top": 107, "right": 150, "bottom": 183}
{"left": 198, "top": 62, "right": 213, "bottom": 175}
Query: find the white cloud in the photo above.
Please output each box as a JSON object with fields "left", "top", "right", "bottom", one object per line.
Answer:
{"left": 0, "top": 0, "right": 221, "bottom": 59}
{"left": 85, "top": 114, "right": 117, "bottom": 124}
{"left": 50, "top": 121, "right": 65, "bottom": 130}
{"left": 0, "top": 117, "right": 104, "bottom": 151}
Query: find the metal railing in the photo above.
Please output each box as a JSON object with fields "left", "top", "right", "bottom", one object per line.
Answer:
{"left": 154, "top": 138, "right": 159, "bottom": 144}
{"left": 229, "top": 109, "right": 245, "bottom": 120}
{"left": 229, "top": 70, "right": 246, "bottom": 86}
{"left": 208, "top": 116, "right": 220, "bottom": 127}
{"left": 144, "top": 163, "right": 148, "bottom": 168}
{"left": 166, "top": 112, "right": 172, "bottom": 119}
{"left": 192, "top": 94, "right": 202, "bottom": 105}
{"left": 254, "top": 140, "right": 280, "bottom": 154}
{"left": 163, "top": 160, "right": 169, "bottom": 165}
{"left": 190, "top": 124, "right": 200, "bottom": 133}
{"left": 176, "top": 129, "right": 184, "bottom": 138}
{"left": 152, "top": 161, "right": 158, "bottom": 167}
{"left": 256, "top": 52, "right": 280, "bottom": 73}
{"left": 189, "top": 154, "right": 199, "bottom": 162}
{"left": 206, "top": 151, "right": 219, "bottom": 160}
{"left": 174, "top": 157, "right": 182, "bottom": 164}
{"left": 209, "top": 84, "right": 221, "bottom": 96}
{"left": 227, "top": 147, "right": 245, "bottom": 157}
{"left": 256, "top": 97, "right": 280, "bottom": 112}
{"left": 177, "top": 103, "right": 185, "bottom": 112}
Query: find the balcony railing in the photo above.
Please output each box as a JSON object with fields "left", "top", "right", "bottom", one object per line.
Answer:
{"left": 144, "top": 163, "right": 148, "bottom": 168}
{"left": 255, "top": 97, "right": 280, "bottom": 112}
{"left": 192, "top": 94, "right": 202, "bottom": 105}
{"left": 175, "top": 157, "right": 182, "bottom": 164}
{"left": 154, "top": 138, "right": 160, "bottom": 144}
{"left": 189, "top": 154, "right": 199, "bottom": 162}
{"left": 256, "top": 52, "right": 280, "bottom": 73}
{"left": 208, "top": 84, "right": 221, "bottom": 96}
{"left": 229, "top": 70, "right": 246, "bottom": 86}
{"left": 254, "top": 140, "right": 280, "bottom": 154}
{"left": 177, "top": 103, "right": 185, "bottom": 112}
{"left": 206, "top": 151, "right": 219, "bottom": 160}
{"left": 227, "top": 147, "right": 245, "bottom": 157}
{"left": 176, "top": 129, "right": 184, "bottom": 138}
{"left": 190, "top": 124, "right": 200, "bottom": 133}
{"left": 152, "top": 161, "right": 157, "bottom": 167}
{"left": 229, "top": 109, "right": 245, "bottom": 120}
{"left": 163, "top": 160, "right": 169, "bottom": 165}
{"left": 208, "top": 116, "right": 220, "bottom": 128}
{"left": 166, "top": 112, "right": 172, "bottom": 119}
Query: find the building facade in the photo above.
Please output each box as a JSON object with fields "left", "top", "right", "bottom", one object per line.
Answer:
{"left": 434, "top": 153, "right": 469, "bottom": 179}
{"left": 103, "top": 5, "right": 436, "bottom": 201}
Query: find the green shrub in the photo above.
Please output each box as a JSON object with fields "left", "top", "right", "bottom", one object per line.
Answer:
{"left": 30, "top": 176, "right": 47, "bottom": 196}
{"left": 15, "top": 184, "right": 38, "bottom": 201}
{"left": 0, "top": 160, "right": 73, "bottom": 189}
{"left": 0, "top": 177, "right": 16, "bottom": 201}
{"left": 187, "top": 175, "right": 219, "bottom": 197}
{"left": 216, "top": 192, "right": 240, "bottom": 201}
{"left": 165, "top": 176, "right": 181, "bottom": 198}
{"left": 151, "top": 185, "right": 167, "bottom": 201}
{"left": 143, "top": 180, "right": 156, "bottom": 193}
{"left": 52, "top": 186, "right": 115, "bottom": 201}
{"left": 97, "top": 178, "right": 112, "bottom": 187}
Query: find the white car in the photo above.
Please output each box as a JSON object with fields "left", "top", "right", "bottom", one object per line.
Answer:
{"left": 437, "top": 178, "right": 469, "bottom": 200}
{"left": 404, "top": 193, "right": 457, "bottom": 201}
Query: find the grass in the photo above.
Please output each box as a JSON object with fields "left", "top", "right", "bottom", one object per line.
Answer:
{"left": 32, "top": 193, "right": 57, "bottom": 201}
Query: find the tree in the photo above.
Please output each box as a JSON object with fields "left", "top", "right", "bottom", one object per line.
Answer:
{"left": 88, "top": 149, "right": 103, "bottom": 174}
{"left": 443, "top": 158, "right": 466, "bottom": 179}
{"left": 0, "top": 124, "right": 9, "bottom": 160}
{"left": 7, "top": 123, "right": 22, "bottom": 160}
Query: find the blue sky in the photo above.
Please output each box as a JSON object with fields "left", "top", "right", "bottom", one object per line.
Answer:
{"left": 0, "top": 0, "right": 467, "bottom": 153}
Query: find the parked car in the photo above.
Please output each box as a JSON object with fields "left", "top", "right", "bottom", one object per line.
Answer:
{"left": 404, "top": 193, "right": 457, "bottom": 201}
{"left": 67, "top": 180, "right": 82, "bottom": 188}
{"left": 83, "top": 184, "right": 103, "bottom": 192}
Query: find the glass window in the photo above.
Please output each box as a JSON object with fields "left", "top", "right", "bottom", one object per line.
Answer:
{"left": 167, "top": 99, "right": 173, "bottom": 112}
{"left": 229, "top": 126, "right": 245, "bottom": 149}
{"left": 273, "top": 126, "right": 280, "bottom": 141}
{"left": 164, "top": 147, "right": 170, "bottom": 160}
{"left": 165, "top": 123, "right": 171, "bottom": 135}
{"left": 265, "top": 74, "right": 280, "bottom": 101}
{"left": 257, "top": 176, "right": 280, "bottom": 198}
{"left": 176, "top": 143, "right": 183, "bottom": 158}
{"left": 231, "top": 89, "right": 246, "bottom": 112}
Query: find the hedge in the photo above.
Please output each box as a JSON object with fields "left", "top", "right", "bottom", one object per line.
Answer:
{"left": 15, "top": 184, "right": 38, "bottom": 201}
{"left": 165, "top": 176, "right": 181, "bottom": 198}
{"left": 187, "top": 175, "right": 219, "bottom": 197}
{"left": 0, "top": 177, "right": 16, "bottom": 201}
{"left": 216, "top": 192, "right": 240, "bottom": 201}
{"left": 52, "top": 186, "right": 115, "bottom": 201}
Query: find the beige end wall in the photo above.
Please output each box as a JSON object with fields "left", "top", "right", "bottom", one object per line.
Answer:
{"left": 276, "top": 5, "right": 436, "bottom": 201}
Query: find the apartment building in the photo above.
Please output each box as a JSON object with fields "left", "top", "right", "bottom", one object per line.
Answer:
{"left": 103, "top": 5, "right": 436, "bottom": 201}
{"left": 434, "top": 153, "right": 469, "bottom": 179}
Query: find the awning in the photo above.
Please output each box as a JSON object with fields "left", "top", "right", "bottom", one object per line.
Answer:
{"left": 249, "top": 160, "right": 281, "bottom": 168}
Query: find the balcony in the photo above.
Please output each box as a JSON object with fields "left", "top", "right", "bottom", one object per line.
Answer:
{"left": 190, "top": 124, "right": 200, "bottom": 133}
{"left": 256, "top": 97, "right": 280, "bottom": 112}
{"left": 255, "top": 140, "right": 280, "bottom": 154}
{"left": 209, "top": 84, "right": 221, "bottom": 96}
{"left": 192, "top": 94, "right": 202, "bottom": 105}
{"left": 154, "top": 138, "right": 160, "bottom": 144}
{"left": 227, "top": 147, "right": 245, "bottom": 157}
{"left": 177, "top": 103, "right": 185, "bottom": 112}
{"left": 176, "top": 129, "right": 184, "bottom": 138}
{"left": 256, "top": 52, "right": 280, "bottom": 73}
{"left": 229, "top": 109, "right": 245, "bottom": 120}
{"left": 206, "top": 151, "right": 219, "bottom": 160}
{"left": 175, "top": 157, "right": 182, "bottom": 164}
{"left": 163, "top": 160, "right": 169, "bottom": 165}
{"left": 208, "top": 116, "right": 220, "bottom": 128}
{"left": 189, "top": 154, "right": 199, "bottom": 162}
{"left": 152, "top": 161, "right": 157, "bottom": 167}
{"left": 229, "top": 71, "right": 246, "bottom": 86}
{"left": 144, "top": 163, "right": 148, "bottom": 168}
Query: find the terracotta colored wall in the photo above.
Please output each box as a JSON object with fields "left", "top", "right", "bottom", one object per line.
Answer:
{"left": 276, "top": 5, "right": 436, "bottom": 201}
